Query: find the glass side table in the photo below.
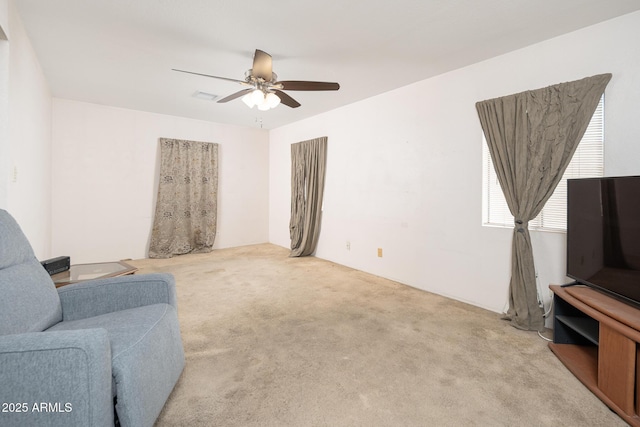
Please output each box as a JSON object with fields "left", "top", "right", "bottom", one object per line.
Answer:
{"left": 51, "top": 261, "right": 138, "bottom": 288}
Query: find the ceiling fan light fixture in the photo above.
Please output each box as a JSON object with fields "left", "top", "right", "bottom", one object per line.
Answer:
{"left": 243, "top": 89, "right": 280, "bottom": 110}
{"left": 242, "top": 93, "right": 256, "bottom": 108}
{"left": 266, "top": 92, "right": 281, "bottom": 108}
{"left": 250, "top": 89, "right": 265, "bottom": 106}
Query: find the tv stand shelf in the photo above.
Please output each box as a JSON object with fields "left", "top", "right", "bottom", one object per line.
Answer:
{"left": 555, "top": 315, "right": 599, "bottom": 345}
{"left": 550, "top": 284, "right": 640, "bottom": 426}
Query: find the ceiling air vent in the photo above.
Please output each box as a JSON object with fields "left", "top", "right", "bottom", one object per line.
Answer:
{"left": 192, "top": 91, "right": 218, "bottom": 101}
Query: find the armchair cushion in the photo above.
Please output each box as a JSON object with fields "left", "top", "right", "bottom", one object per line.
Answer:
{"left": 47, "top": 280, "right": 185, "bottom": 426}
{"left": 48, "top": 300, "right": 184, "bottom": 427}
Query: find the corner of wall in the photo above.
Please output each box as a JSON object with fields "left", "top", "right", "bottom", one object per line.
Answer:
{"left": 5, "top": 0, "right": 53, "bottom": 258}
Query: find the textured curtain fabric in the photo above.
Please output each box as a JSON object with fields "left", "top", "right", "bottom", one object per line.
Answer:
{"left": 290, "top": 137, "right": 328, "bottom": 257}
{"left": 476, "top": 73, "right": 611, "bottom": 331}
{"left": 148, "top": 138, "right": 218, "bottom": 258}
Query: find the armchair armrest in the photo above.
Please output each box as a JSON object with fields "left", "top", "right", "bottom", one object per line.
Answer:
{"left": 0, "top": 329, "right": 113, "bottom": 427}
{"left": 57, "top": 273, "right": 178, "bottom": 322}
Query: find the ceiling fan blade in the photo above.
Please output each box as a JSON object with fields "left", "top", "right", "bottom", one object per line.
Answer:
{"left": 172, "top": 69, "right": 248, "bottom": 85}
{"left": 274, "top": 90, "right": 301, "bottom": 108}
{"left": 217, "top": 88, "right": 253, "bottom": 103}
{"left": 252, "top": 49, "right": 273, "bottom": 81}
{"left": 277, "top": 81, "right": 340, "bottom": 91}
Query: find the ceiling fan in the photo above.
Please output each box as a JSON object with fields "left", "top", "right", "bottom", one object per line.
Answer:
{"left": 173, "top": 49, "right": 340, "bottom": 110}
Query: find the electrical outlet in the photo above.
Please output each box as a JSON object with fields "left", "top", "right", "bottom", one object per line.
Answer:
{"left": 377, "top": 248, "right": 383, "bottom": 257}
{"left": 346, "top": 241, "right": 351, "bottom": 251}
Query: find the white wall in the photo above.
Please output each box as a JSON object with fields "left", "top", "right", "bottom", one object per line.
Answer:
{"left": 269, "top": 11, "right": 640, "bottom": 318}
{"left": 3, "top": 0, "right": 52, "bottom": 258}
{"left": 0, "top": 0, "right": 7, "bottom": 36}
{"left": 52, "top": 99, "right": 269, "bottom": 263}
{"left": 0, "top": 10, "right": 8, "bottom": 210}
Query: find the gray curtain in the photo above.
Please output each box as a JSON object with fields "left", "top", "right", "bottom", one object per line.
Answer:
{"left": 290, "top": 136, "right": 328, "bottom": 257}
{"left": 476, "top": 73, "right": 611, "bottom": 331}
{"left": 149, "top": 138, "right": 218, "bottom": 258}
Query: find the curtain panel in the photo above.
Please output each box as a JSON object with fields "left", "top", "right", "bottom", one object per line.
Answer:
{"left": 148, "top": 138, "right": 219, "bottom": 258}
{"left": 290, "top": 136, "right": 328, "bottom": 257}
{"left": 476, "top": 73, "right": 611, "bottom": 331}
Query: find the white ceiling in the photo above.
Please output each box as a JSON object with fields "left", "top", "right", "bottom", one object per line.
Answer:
{"left": 14, "top": 0, "right": 640, "bottom": 130}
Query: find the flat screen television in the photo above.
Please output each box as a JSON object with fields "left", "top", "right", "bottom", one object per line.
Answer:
{"left": 567, "top": 176, "right": 640, "bottom": 306}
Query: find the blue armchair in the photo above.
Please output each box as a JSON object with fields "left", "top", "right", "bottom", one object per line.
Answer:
{"left": 0, "top": 209, "right": 185, "bottom": 427}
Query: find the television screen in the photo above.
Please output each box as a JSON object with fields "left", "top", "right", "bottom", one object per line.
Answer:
{"left": 567, "top": 176, "right": 640, "bottom": 305}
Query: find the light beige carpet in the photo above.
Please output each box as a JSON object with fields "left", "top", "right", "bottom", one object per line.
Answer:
{"left": 130, "top": 244, "right": 625, "bottom": 426}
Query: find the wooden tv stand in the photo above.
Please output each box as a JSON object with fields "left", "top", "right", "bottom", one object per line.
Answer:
{"left": 550, "top": 284, "right": 640, "bottom": 426}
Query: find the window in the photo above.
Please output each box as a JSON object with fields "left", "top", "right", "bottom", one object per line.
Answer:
{"left": 482, "top": 96, "right": 604, "bottom": 232}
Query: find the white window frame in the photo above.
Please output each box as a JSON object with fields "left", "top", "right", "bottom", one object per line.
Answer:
{"left": 482, "top": 96, "right": 604, "bottom": 232}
